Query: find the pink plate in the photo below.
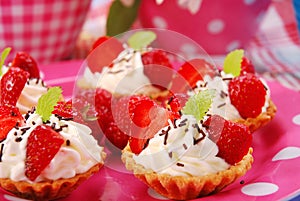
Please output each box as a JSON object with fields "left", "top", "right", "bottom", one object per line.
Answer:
{"left": 0, "top": 61, "right": 299, "bottom": 201}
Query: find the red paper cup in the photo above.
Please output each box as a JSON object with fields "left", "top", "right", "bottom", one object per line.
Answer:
{"left": 0, "top": 0, "right": 91, "bottom": 64}
{"left": 139, "top": 0, "right": 271, "bottom": 55}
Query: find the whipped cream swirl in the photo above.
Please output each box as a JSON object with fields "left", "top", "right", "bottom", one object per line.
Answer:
{"left": 79, "top": 48, "right": 160, "bottom": 96}
{"left": 16, "top": 78, "right": 48, "bottom": 114}
{"left": 133, "top": 115, "right": 229, "bottom": 177}
{"left": 0, "top": 112, "right": 104, "bottom": 182}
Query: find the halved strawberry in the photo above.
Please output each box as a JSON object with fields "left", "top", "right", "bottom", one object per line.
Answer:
{"left": 171, "top": 59, "right": 213, "bottom": 93}
{"left": 129, "top": 97, "right": 168, "bottom": 154}
{"left": 240, "top": 57, "right": 255, "bottom": 75}
{"left": 0, "top": 105, "right": 23, "bottom": 141}
{"left": 0, "top": 67, "right": 29, "bottom": 106}
{"left": 88, "top": 36, "right": 124, "bottom": 72}
{"left": 25, "top": 125, "right": 64, "bottom": 181}
{"left": 95, "top": 88, "right": 131, "bottom": 150}
{"left": 204, "top": 115, "right": 252, "bottom": 165}
{"left": 228, "top": 73, "right": 266, "bottom": 118}
{"left": 52, "top": 100, "right": 73, "bottom": 119}
{"left": 11, "top": 52, "right": 40, "bottom": 79}
{"left": 142, "top": 50, "right": 174, "bottom": 90}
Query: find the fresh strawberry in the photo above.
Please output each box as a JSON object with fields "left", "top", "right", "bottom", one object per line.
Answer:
{"left": 11, "top": 52, "right": 40, "bottom": 78}
{"left": 142, "top": 50, "right": 174, "bottom": 90}
{"left": 52, "top": 100, "right": 73, "bottom": 119}
{"left": 91, "top": 36, "right": 111, "bottom": 51}
{"left": 166, "top": 93, "right": 189, "bottom": 113}
{"left": 25, "top": 125, "right": 64, "bottom": 181}
{"left": 0, "top": 105, "right": 23, "bottom": 141}
{"left": 129, "top": 137, "right": 149, "bottom": 155}
{"left": 129, "top": 97, "right": 168, "bottom": 154}
{"left": 171, "top": 59, "right": 214, "bottom": 93}
{"left": 228, "top": 73, "right": 266, "bottom": 118}
{"left": 88, "top": 36, "right": 123, "bottom": 72}
{"left": 204, "top": 115, "right": 252, "bottom": 165}
{"left": 0, "top": 67, "right": 29, "bottom": 106}
{"left": 95, "top": 88, "right": 131, "bottom": 149}
{"left": 240, "top": 57, "right": 255, "bottom": 75}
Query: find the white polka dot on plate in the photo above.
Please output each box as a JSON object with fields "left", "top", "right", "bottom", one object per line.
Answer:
{"left": 152, "top": 16, "right": 168, "bottom": 29}
{"left": 4, "top": 194, "right": 30, "bottom": 201}
{"left": 226, "top": 40, "right": 241, "bottom": 52}
{"left": 244, "top": 0, "right": 256, "bottom": 5}
{"left": 180, "top": 43, "right": 197, "bottom": 54}
{"left": 241, "top": 182, "right": 279, "bottom": 196}
{"left": 147, "top": 188, "right": 169, "bottom": 200}
{"left": 272, "top": 146, "right": 300, "bottom": 161}
{"left": 292, "top": 114, "right": 300, "bottom": 125}
{"left": 207, "top": 19, "right": 225, "bottom": 34}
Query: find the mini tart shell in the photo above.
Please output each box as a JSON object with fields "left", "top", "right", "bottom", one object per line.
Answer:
{"left": 235, "top": 99, "right": 277, "bottom": 132}
{"left": 0, "top": 153, "right": 106, "bottom": 201}
{"left": 122, "top": 146, "right": 253, "bottom": 200}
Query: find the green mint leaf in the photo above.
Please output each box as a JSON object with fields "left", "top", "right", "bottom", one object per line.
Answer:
{"left": 127, "top": 31, "right": 157, "bottom": 50}
{"left": 182, "top": 89, "right": 216, "bottom": 121}
{"left": 223, "top": 49, "right": 244, "bottom": 77}
{"left": 36, "top": 87, "right": 62, "bottom": 122}
{"left": 0, "top": 47, "right": 12, "bottom": 76}
{"left": 106, "top": 0, "right": 141, "bottom": 36}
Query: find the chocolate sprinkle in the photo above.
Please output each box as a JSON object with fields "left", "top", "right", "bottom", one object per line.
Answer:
{"left": 222, "top": 77, "right": 233, "bottom": 81}
{"left": 183, "top": 143, "right": 188, "bottom": 150}
{"left": 217, "top": 103, "right": 226, "bottom": 108}
{"left": 176, "top": 162, "right": 184, "bottom": 167}
{"left": 220, "top": 90, "right": 228, "bottom": 98}
{"left": 0, "top": 144, "right": 4, "bottom": 162}
{"left": 15, "top": 137, "right": 22, "bottom": 142}
{"left": 168, "top": 152, "right": 173, "bottom": 158}
{"left": 66, "top": 140, "right": 71, "bottom": 146}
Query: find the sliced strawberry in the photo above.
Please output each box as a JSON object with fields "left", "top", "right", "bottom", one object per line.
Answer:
{"left": 142, "top": 50, "right": 174, "bottom": 90}
{"left": 25, "top": 125, "right": 64, "bottom": 181}
{"left": 204, "top": 115, "right": 252, "bottom": 165}
{"left": 171, "top": 59, "right": 213, "bottom": 93}
{"left": 88, "top": 36, "right": 124, "bottom": 72}
{"left": 95, "top": 88, "right": 130, "bottom": 149}
{"left": 0, "top": 67, "right": 29, "bottom": 106}
{"left": 129, "top": 137, "right": 149, "bottom": 155}
{"left": 228, "top": 73, "right": 266, "bottom": 118}
{"left": 52, "top": 100, "right": 73, "bottom": 119}
{"left": 129, "top": 97, "right": 168, "bottom": 154}
{"left": 0, "top": 105, "right": 23, "bottom": 141}
{"left": 240, "top": 57, "right": 255, "bottom": 75}
{"left": 91, "top": 36, "right": 112, "bottom": 51}
{"left": 11, "top": 52, "right": 40, "bottom": 79}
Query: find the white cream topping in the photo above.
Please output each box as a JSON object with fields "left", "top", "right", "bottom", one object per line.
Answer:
{"left": 190, "top": 72, "right": 270, "bottom": 120}
{"left": 16, "top": 79, "right": 48, "bottom": 114}
{"left": 79, "top": 48, "right": 160, "bottom": 96}
{"left": 0, "top": 113, "right": 104, "bottom": 182}
{"left": 133, "top": 115, "right": 229, "bottom": 177}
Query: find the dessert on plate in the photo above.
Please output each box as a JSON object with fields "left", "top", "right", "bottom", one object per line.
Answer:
{"left": 185, "top": 50, "right": 276, "bottom": 132}
{"left": 0, "top": 60, "right": 106, "bottom": 200}
{"left": 0, "top": 48, "right": 48, "bottom": 114}
{"left": 122, "top": 89, "right": 253, "bottom": 200}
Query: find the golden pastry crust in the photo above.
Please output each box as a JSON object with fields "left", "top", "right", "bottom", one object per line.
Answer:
{"left": 235, "top": 100, "right": 277, "bottom": 132}
{"left": 0, "top": 153, "right": 105, "bottom": 201}
{"left": 122, "top": 147, "right": 253, "bottom": 200}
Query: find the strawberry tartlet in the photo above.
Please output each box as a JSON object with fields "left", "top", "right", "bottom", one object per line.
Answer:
{"left": 0, "top": 87, "right": 106, "bottom": 200}
{"left": 122, "top": 90, "right": 253, "bottom": 200}
{"left": 188, "top": 50, "right": 276, "bottom": 132}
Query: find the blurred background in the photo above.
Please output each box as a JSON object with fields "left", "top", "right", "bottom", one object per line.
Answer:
{"left": 0, "top": 0, "right": 299, "bottom": 90}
